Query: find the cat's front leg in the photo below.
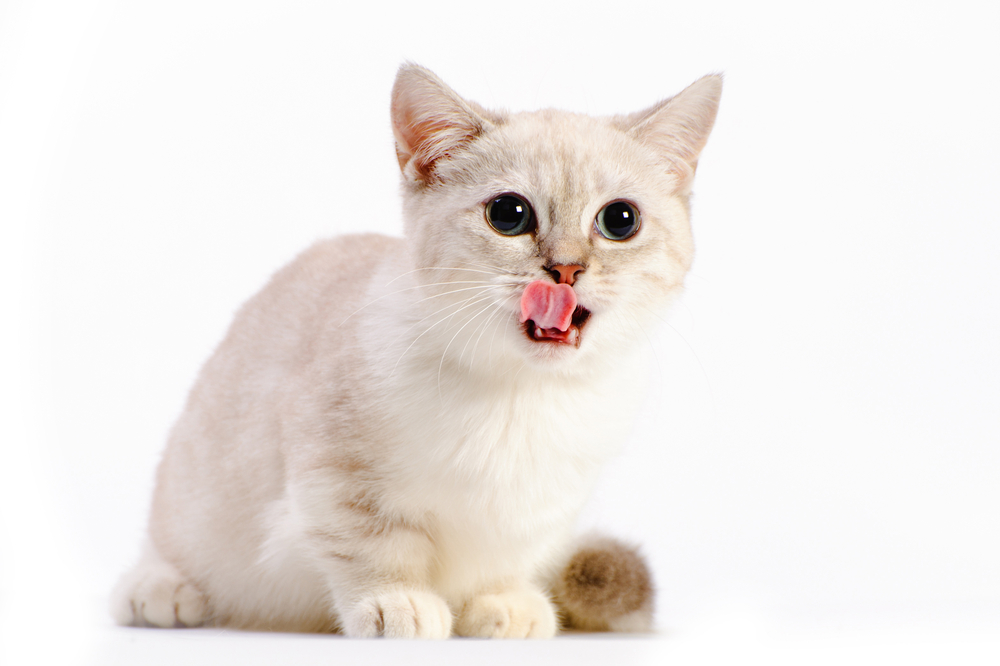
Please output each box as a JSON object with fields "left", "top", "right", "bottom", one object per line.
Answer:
{"left": 291, "top": 478, "right": 452, "bottom": 638}
{"left": 312, "top": 526, "right": 453, "bottom": 639}
{"left": 454, "top": 584, "right": 558, "bottom": 638}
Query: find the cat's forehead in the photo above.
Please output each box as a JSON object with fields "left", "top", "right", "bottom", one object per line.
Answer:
{"left": 499, "top": 109, "right": 621, "bottom": 152}
{"left": 452, "top": 109, "right": 655, "bottom": 201}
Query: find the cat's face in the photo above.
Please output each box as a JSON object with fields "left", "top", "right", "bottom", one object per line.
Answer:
{"left": 391, "top": 66, "right": 720, "bottom": 373}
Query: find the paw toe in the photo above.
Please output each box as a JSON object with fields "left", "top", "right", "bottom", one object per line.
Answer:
{"left": 114, "top": 575, "right": 207, "bottom": 628}
{"left": 456, "top": 590, "right": 556, "bottom": 638}
{"left": 344, "top": 589, "right": 451, "bottom": 639}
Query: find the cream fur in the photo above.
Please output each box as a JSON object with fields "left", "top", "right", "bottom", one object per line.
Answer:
{"left": 111, "top": 64, "right": 721, "bottom": 638}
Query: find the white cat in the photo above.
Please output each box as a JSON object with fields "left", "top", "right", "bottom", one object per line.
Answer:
{"left": 111, "top": 64, "right": 721, "bottom": 638}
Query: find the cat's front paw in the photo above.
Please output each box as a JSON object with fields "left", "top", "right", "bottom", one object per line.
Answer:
{"left": 455, "top": 589, "right": 557, "bottom": 638}
{"left": 342, "top": 589, "right": 452, "bottom": 638}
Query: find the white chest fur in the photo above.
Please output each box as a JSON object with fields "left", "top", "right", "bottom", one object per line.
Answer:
{"left": 372, "top": 349, "right": 644, "bottom": 598}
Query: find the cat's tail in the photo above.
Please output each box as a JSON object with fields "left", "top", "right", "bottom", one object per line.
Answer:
{"left": 551, "top": 534, "right": 655, "bottom": 633}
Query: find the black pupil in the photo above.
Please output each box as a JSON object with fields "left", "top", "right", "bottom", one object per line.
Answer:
{"left": 603, "top": 202, "right": 636, "bottom": 238}
{"left": 489, "top": 196, "right": 529, "bottom": 233}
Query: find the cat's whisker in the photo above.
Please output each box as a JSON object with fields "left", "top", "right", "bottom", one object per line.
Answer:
{"left": 387, "top": 288, "right": 495, "bottom": 351}
{"left": 384, "top": 285, "right": 510, "bottom": 358}
{"left": 459, "top": 298, "right": 509, "bottom": 369}
{"left": 487, "top": 306, "right": 504, "bottom": 372}
{"left": 387, "top": 293, "right": 480, "bottom": 350}
{"left": 417, "top": 288, "right": 510, "bottom": 352}
{"left": 501, "top": 315, "right": 516, "bottom": 375}
{"left": 453, "top": 259, "right": 507, "bottom": 271}
{"left": 488, "top": 310, "right": 515, "bottom": 376}
{"left": 384, "top": 266, "right": 502, "bottom": 286}
{"left": 412, "top": 283, "right": 510, "bottom": 307}
{"left": 491, "top": 317, "right": 526, "bottom": 381}
{"left": 337, "top": 280, "right": 500, "bottom": 328}
{"left": 456, "top": 301, "right": 491, "bottom": 368}
{"left": 431, "top": 295, "right": 499, "bottom": 359}
{"left": 437, "top": 298, "right": 504, "bottom": 397}
{"left": 388, "top": 292, "right": 501, "bottom": 379}
{"left": 490, "top": 309, "right": 529, "bottom": 380}
{"left": 338, "top": 280, "right": 506, "bottom": 330}
{"left": 471, "top": 300, "right": 510, "bottom": 365}
{"left": 454, "top": 260, "right": 519, "bottom": 276}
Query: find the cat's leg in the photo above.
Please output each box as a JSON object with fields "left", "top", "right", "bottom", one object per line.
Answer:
{"left": 454, "top": 583, "right": 559, "bottom": 638}
{"left": 550, "top": 534, "right": 655, "bottom": 633}
{"left": 110, "top": 539, "right": 208, "bottom": 628}
{"left": 291, "top": 480, "right": 452, "bottom": 639}
{"left": 314, "top": 527, "right": 453, "bottom": 638}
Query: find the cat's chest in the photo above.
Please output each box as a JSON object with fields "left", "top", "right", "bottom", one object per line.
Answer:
{"left": 381, "top": 366, "right": 635, "bottom": 532}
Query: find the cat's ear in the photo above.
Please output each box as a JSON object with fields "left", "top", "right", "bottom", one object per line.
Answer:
{"left": 391, "top": 64, "right": 493, "bottom": 183}
{"left": 623, "top": 74, "right": 722, "bottom": 190}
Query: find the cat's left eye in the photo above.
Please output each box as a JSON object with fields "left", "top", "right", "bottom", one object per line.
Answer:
{"left": 595, "top": 201, "right": 640, "bottom": 241}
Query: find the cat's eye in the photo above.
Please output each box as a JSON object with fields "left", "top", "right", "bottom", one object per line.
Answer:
{"left": 486, "top": 194, "right": 534, "bottom": 236}
{"left": 595, "top": 201, "right": 640, "bottom": 241}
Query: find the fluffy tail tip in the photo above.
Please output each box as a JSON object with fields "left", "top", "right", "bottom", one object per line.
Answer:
{"left": 555, "top": 535, "right": 655, "bottom": 633}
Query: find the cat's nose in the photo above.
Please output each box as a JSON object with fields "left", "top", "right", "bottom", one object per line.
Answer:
{"left": 546, "top": 264, "right": 585, "bottom": 286}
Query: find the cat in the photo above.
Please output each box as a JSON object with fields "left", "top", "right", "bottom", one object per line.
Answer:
{"left": 110, "top": 63, "right": 721, "bottom": 638}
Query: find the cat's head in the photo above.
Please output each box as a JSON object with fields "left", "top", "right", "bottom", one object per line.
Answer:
{"left": 390, "top": 64, "right": 720, "bottom": 373}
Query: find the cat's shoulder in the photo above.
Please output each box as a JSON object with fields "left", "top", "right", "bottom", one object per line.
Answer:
{"left": 231, "top": 233, "right": 408, "bottom": 335}
{"left": 266, "top": 233, "right": 407, "bottom": 291}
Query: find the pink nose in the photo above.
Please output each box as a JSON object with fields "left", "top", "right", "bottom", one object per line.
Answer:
{"left": 546, "top": 264, "right": 585, "bottom": 286}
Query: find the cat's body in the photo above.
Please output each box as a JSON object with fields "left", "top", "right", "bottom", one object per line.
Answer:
{"left": 112, "top": 64, "right": 720, "bottom": 638}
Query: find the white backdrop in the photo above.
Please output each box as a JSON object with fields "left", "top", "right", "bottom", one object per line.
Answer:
{"left": 2, "top": 1, "right": 998, "bottom": 664}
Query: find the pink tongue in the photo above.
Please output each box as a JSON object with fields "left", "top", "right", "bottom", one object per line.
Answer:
{"left": 520, "top": 281, "right": 577, "bottom": 332}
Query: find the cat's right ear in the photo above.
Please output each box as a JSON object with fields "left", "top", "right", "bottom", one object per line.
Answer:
{"left": 623, "top": 74, "right": 723, "bottom": 192}
{"left": 391, "top": 64, "right": 491, "bottom": 184}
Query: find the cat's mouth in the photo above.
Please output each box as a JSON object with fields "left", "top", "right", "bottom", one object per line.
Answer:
{"left": 525, "top": 306, "right": 591, "bottom": 347}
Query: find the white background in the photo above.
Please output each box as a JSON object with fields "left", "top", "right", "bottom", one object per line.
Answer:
{"left": 2, "top": 0, "right": 998, "bottom": 664}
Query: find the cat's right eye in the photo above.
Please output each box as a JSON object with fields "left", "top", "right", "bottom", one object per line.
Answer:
{"left": 486, "top": 194, "right": 534, "bottom": 236}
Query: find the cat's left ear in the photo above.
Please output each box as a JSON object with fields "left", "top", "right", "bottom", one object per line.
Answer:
{"left": 623, "top": 74, "right": 722, "bottom": 191}
{"left": 391, "top": 63, "right": 494, "bottom": 184}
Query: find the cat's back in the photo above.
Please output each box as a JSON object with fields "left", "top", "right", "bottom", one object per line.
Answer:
{"left": 279, "top": 233, "right": 405, "bottom": 297}
{"left": 248, "top": 232, "right": 406, "bottom": 332}
{"left": 149, "top": 233, "right": 408, "bottom": 603}
{"left": 199, "top": 233, "right": 406, "bottom": 371}
{"left": 177, "top": 232, "right": 408, "bottom": 419}
{"left": 152, "top": 233, "right": 407, "bottom": 529}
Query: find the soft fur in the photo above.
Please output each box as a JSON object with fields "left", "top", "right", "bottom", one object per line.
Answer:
{"left": 111, "top": 64, "right": 720, "bottom": 638}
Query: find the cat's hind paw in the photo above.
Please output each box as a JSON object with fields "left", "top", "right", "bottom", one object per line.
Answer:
{"left": 110, "top": 543, "right": 208, "bottom": 628}
{"left": 342, "top": 589, "right": 452, "bottom": 638}
{"left": 455, "top": 589, "right": 557, "bottom": 638}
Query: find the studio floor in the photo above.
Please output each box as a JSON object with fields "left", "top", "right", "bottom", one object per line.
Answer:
{"left": 5, "top": 601, "right": 999, "bottom": 666}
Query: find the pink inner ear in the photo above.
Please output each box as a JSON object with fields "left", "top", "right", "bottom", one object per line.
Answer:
{"left": 390, "top": 67, "right": 482, "bottom": 180}
{"left": 520, "top": 281, "right": 577, "bottom": 331}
